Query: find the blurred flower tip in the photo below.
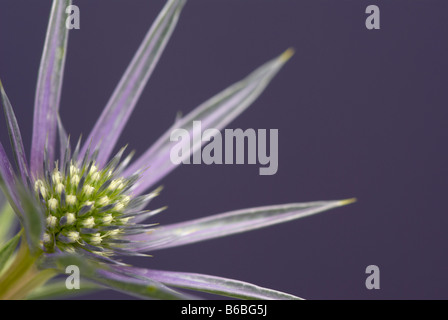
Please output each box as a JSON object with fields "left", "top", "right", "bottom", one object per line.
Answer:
{"left": 339, "top": 198, "right": 357, "bottom": 206}
{"left": 280, "top": 48, "right": 295, "bottom": 62}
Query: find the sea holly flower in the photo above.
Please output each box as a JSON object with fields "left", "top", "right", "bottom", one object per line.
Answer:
{"left": 0, "top": 0, "right": 354, "bottom": 300}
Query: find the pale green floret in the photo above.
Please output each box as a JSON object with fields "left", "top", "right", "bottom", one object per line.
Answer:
{"left": 97, "top": 196, "right": 110, "bottom": 206}
{"left": 81, "top": 217, "right": 95, "bottom": 228}
{"left": 34, "top": 179, "right": 43, "bottom": 192}
{"left": 66, "top": 194, "right": 77, "bottom": 206}
{"left": 119, "top": 217, "right": 131, "bottom": 224}
{"left": 108, "top": 229, "right": 120, "bottom": 237}
{"left": 109, "top": 178, "right": 124, "bottom": 191}
{"left": 83, "top": 200, "right": 95, "bottom": 208}
{"left": 114, "top": 202, "right": 125, "bottom": 212}
{"left": 42, "top": 232, "right": 51, "bottom": 243}
{"left": 65, "top": 231, "right": 80, "bottom": 243}
{"left": 69, "top": 164, "right": 78, "bottom": 176}
{"left": 121, "top": 195, "right": 131, "bottom": 205}
{"left": 55, "top": 183, "right": 65, "bottom": 194}
{"left": 52, "top": 169, "right": 62, "bottom": 184}
{"left": 64, "top": 213, "right": 76, "bottom": 225}
{"left": 100, "top": 214, "right": 113, "bottom": 225}
{"left": 90, "top": 233, "right": 103, "bottom": 246}
{"left": 48, "top": 198, "right": 58, "bottom": 211}
{"left": 91, "top": 171, "right": 101, "bottom": 182}
{"left": 83, "top": 184, "right": 95, "bottom": 197}
{"left": 46, "top": 215, "right": 57, "bottom": 228}
{"left": 71, "top": 174, "right": 80, "bottom": 186}
{"left": 89, "top": 164, "right": 98, "bottom": 175}
{"left": 34, "top": 179, "right": 48, "bottom": 198}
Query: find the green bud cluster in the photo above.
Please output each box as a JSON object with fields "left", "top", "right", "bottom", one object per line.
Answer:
{"left": 34, "top": 161, "right": 133, "bottom": 254}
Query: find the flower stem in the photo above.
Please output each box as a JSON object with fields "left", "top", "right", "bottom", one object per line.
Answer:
{"left": 0, "top": 236, "right": 56, "bottom": 300}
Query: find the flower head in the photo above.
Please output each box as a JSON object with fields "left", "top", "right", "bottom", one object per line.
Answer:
{"left": 34, "top": 147, "right": 149, "bottom": 255}
{"left": 0, "top": 0, "right": 353, "bottom": 300}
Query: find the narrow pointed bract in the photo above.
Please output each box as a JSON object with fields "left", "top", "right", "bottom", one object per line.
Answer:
{"left": 31, "top": 0, "right": 71, "bottom": 176}
{"left": 80, "top": 0, "right": 187, "bottom": 167}
{"left": 124, "top": 49, "right": 294, "bottom": 195}
{"left": 129, "top": 200, "right": 353, "bottom": 252}
{"left": 113, "top": 267, "right": 303, "bottom": 300}
{"left": 57, "top": 114, "right": 69, "bottom": 166}
{"left": 15, "top": 184, "right": 45, "bottom": 252}
{"left": 0, "top": 142, "right": 24, "bottom": 219}
{"left": 0, "top": 82, "right": 29, "bottom": 184}
{"left": 43, "top": 252, "right": 195, "bottom": 300}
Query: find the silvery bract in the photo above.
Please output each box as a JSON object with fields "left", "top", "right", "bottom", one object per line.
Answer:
{"left": 0, "top": 0, "right": 353, "bottom": 300}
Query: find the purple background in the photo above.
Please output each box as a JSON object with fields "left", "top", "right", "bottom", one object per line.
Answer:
{"left": 1, "top": 0, "right": 448, "bottom": 299}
